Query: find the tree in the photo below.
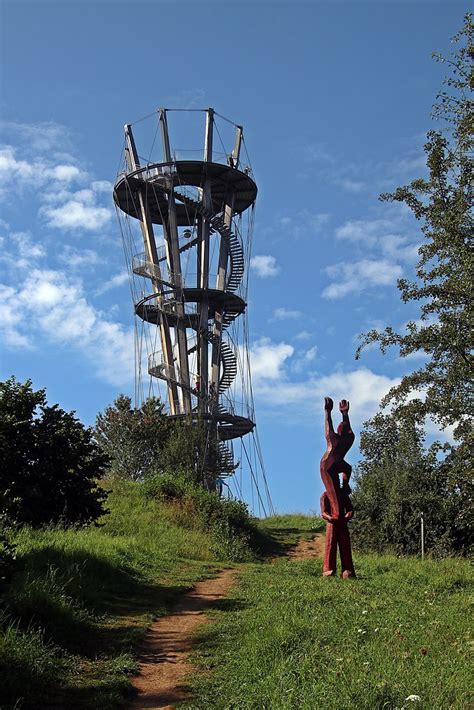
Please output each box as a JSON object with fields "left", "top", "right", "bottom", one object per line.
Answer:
{"left": 95, "top": 395, "right": 169, "bottom": 481}
{"left": 352, "top": 413, "right": 459, "bottom": 556}
{"left": 0, "top": 377, "right": 108, "bottom": 526}
{"left": 356, "top": 14, "right": 473, "bottom": 445}
{"left": 160, "top": 417, "right": 224, "bottom": 489}
{"left": 95, "top": 396, "right": 226, "bottom": 488}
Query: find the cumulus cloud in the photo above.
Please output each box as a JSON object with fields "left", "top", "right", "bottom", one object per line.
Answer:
{"left": 0, "top": 145, "right": 84, "bottom": 191}
{"left": 0, "top": 284, "right": 33, "bottom": 348}
{"left": 0, "top": 130, "right": 112, "bottom": 233}
{"left": 250, "top": 337, "right": 294, "bottom": 383}
{"left": 42, "top": 198, "right": 112, "bottom": 231}
{"left": 322, "top": 259, "right": 403, "bottom": 299}
{"left": 250, "top": 254, "right": 280, "bottom": 278}
{"left": 59, "top": 246, "right": 102, "bottom": 269}
{"left": 1, "top": 120, "right": 74, "bottom": 155}
{"left": 0, "top": 122, "right": 132, "bottom": 386}
{"left": 0, "top": 267, "right": 134, "bottom": 386}
{"left": 335, "top": 216, "right": 420, "bottom": 263}
{"left": 254, "top": 362, "right": 401, "bottom": 434}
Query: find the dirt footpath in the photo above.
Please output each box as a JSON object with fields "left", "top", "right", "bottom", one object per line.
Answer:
{"left": 128, "top": 568, "right": 236, "bottom": 710}
{"left": 287, "top": 532, "right": 325, "bottom": 560}
{"left": 129, "top": 533, "right": 324, "bottom": 709}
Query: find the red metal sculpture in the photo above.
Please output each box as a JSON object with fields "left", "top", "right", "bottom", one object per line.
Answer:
{"left": 320, "top": 397, "right": 356, "bottom": 578}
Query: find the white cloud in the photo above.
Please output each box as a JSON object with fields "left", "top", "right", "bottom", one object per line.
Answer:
{"left": 1, "top": 120, "right": 74, "bottom": 155}
{"left": 0, "top": 135, "right": 112, "bottom": 234}
{"left": 254, "top": 362, "right": 401, "bottom": 434}
{"left": 1, "top": 267, "right": 133, "bottom": 386}
{"left": 91, "top": 180, "right": 113, "bottom": 193}
{"left": 335, "top": 216, "right": 419, "bottom": 263}
{"left": 95, "top": 270, "right": 129, "bottom": 295}
{"left": 0, "top": 146, "right": 83, "bottom": 191}
{"left": 250, "top": 254, "right": 280, "bottom": 278}
{"left": 322, "top": 259, "right": 403, "bottom": 299}
{"left": 303, "top": 345, "right": 318, "bottom": 362}
{"left": 47, "top": 164, "right": 82, "bottom": 182}
{"left": 272, "top": 307, "right": 303, "bottom": 320}
{"left": 250, "top": 337, "right": 294, "bottom": 382}
{"left": 0, "top": 146, "right": 35, "bottom": 181}
{"left": 290, "top": 344, "right": 319, "bottom": 373}
{"left": 0, "top": 284, "right": 33, "bottom": 348}
{"left": 59, "top": 246, "right": 102, "bottom": 269}
{"left": 41, "top": 198, "right": 112, "bottom": 231}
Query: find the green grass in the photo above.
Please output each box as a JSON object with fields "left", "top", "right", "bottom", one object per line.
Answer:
{"left": 0, "top": 481, "right": 222, "bottom": 709}
{"left": 186, "top": 523, "right": 473, "bottom": 710}
{"left": 2, "top": 502, "right": 471, "bottom": 710}
{"left": 259, "top": 513, "right": 324, "bottom": 552}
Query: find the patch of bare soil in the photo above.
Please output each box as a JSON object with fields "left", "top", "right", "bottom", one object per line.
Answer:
{"left": 287, "top": 533, "right": 325, "bottom": 560}
{"left": 128, "top": 568, "right": 236, "bottom": 710}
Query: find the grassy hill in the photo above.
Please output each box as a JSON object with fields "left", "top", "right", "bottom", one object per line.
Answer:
{"left": 0, "top": 481, "right": 261, "bottom": 709}
{"left": 186, "top": 532, "right": 472, "bottom": 709}
{"left": 0, "top": 488, "right": 471, "bottom": 710}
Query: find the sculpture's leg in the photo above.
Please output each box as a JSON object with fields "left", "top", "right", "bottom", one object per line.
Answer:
{"left": 322, "top": 522, "right": 338, "bottom": 576}
{"left": 338, "top": 520, "right": 356, "bottom": 578}
{"left": 320, "top": 464, "right": 341, "bottom": 520}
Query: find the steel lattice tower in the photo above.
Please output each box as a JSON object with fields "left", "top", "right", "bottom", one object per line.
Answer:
{"left": 114, "top": 108, "right": 272, "bottom": 504}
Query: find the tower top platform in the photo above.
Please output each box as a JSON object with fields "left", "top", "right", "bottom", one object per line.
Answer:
{"left": 114, "top": 160, "right": 257, "bottom": 226}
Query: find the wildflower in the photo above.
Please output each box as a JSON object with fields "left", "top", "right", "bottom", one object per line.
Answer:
{"left": 404, "top": 695, "right": 421, "bottom": 703}
{"left": 362, "top": 610, "right": 368, "bottom": 615}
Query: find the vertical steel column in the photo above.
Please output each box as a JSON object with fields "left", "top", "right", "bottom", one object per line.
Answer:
{"left": 210, "top": 126, "right": 243, "bottom": 392}
{"left": 159, "top": 109, "right": 192, "bottom": 414}
{"left": 124, "top": 124, "right": 179, "bottom": 415}
{"left": 197, "top": 109, "right": 214, "bottom": 411}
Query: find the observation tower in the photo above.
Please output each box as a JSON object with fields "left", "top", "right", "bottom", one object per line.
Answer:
{"left": 114, "top": 108, "right": 273, "bottom": 512}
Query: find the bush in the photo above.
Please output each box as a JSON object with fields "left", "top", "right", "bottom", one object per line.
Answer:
{"left": 0, "top": 518, "right": 16, "bottom": 585}
{"left": 143, "top": 469, "right": 193, "bottom": 501}
{"left": 144, "top": 473, "right": 260, "bottom": 562}
{"left": 0, "top": 377, "right": 108, "bottom": 528}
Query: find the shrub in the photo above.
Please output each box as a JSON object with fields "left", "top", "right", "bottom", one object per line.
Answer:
{"left": 0, "top": 518, "right": 16, "bottom": 585}
{"left": 0, "top": 377, "right": 108, "bottom": 528}
{"left": 143, "top": 469, "right": 193, "bottom": 501}
{"left": 144, "top": 474, "right": 260, "bottom": 562}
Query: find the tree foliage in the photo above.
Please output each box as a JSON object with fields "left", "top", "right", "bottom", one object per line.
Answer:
{"left": 0, "top": 378, "right": 108, "bottom": 527}
{"left": 351, "top": 413, "right": 467, "bottom": 556}
{"left": 95, "top": 396, "right": 223, "bottom": 488}
{"left": 356, "top": 14, "right": 473, "bottom": 445}
{"left": 354, "top": 17, "right": 473, "bottom": 555}
{"left": 95, "top": 395, "right": 169, "bottom": 481}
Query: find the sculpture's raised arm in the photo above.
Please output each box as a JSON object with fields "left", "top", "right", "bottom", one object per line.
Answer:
{"left": 324, "top": 396, "right": 335, "bottom": 444}
{"left": 339, "top": 399, "right": 353, "bottom": 434}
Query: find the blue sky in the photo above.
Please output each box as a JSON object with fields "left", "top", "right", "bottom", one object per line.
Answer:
{"left": 0, "top": 0, "right": 465, "bottom": 514}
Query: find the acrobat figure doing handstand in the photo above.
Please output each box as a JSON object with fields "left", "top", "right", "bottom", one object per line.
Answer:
{"left": 320, "top": 397, "right": 356, "bottom": 578}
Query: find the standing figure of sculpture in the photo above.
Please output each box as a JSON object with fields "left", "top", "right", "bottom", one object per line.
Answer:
{"left": 319, "top": 396, "right": 356, "bottom": 578}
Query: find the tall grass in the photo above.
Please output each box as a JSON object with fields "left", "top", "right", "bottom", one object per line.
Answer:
{"left": 187, "top": 522, "right": 472, "bottom": 709}
{"left": 0, "top": 481, "right": 220, "bottom": 709}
